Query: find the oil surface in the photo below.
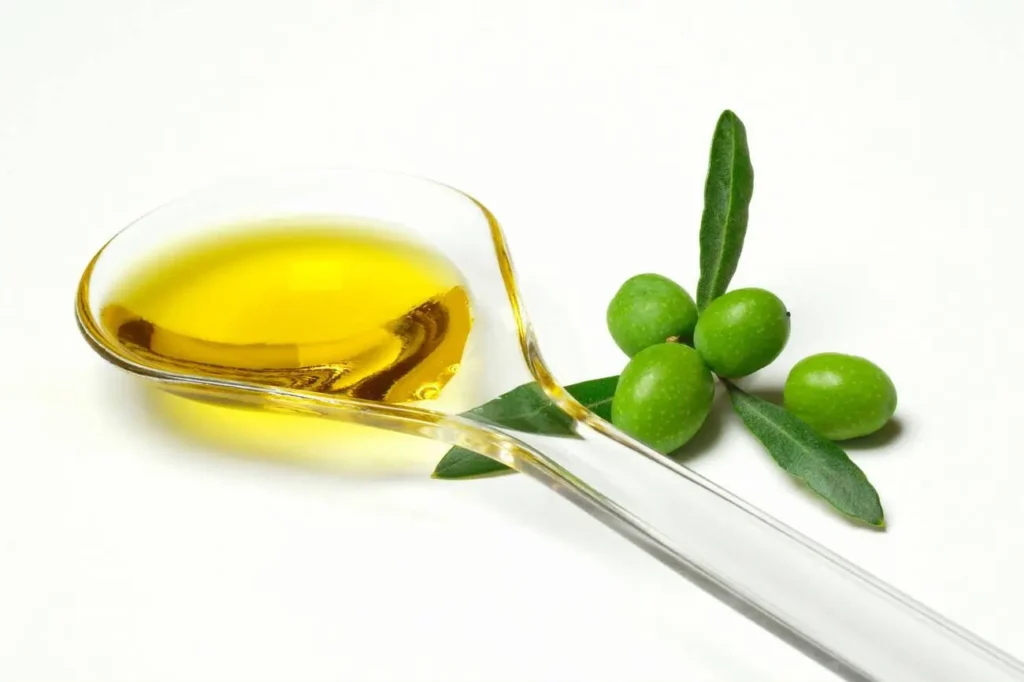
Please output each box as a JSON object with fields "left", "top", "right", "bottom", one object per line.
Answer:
{"left": 100, "top": 219, "right": 473, "bottom": 403}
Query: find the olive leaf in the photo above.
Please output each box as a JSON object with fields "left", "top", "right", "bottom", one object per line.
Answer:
{"left": 696, "top": 110, "right": 755, "bottom": 311}
{"left": 431, "top": 375, "right": 618, "bottom": 480}
{"left": 725, "top": 382, "right": 885, "bottom": 528}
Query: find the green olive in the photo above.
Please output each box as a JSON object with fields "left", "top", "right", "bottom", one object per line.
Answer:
{"left": 784, "top": 353, "right": 897, "bottom": 441}
{"left": 606, "top": 274, "right": 699, "bottom": 357}
{"left": 693, "top": 287, "right": 790, "bottom": 378}
{"left": 610, "top": 343, "right": 715, "bottom": 454}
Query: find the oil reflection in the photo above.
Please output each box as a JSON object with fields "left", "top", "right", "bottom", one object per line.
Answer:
{"left": 139, "top": 384, "right": 452, "bottom": 478}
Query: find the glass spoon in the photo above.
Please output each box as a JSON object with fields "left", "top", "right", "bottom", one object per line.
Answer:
{"left": 75, "top": 168, "right": 1024, "bottom": 682}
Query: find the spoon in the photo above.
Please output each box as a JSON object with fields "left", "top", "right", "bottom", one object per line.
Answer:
{"left": 75, "top": 167, "right": 1024, "bottom": 681}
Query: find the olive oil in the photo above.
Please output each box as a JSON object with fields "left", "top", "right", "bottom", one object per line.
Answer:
{"left": 101, "top": 219, "right": 472, "bottom": 402}
{"left": 98, "top": 218, "right": 477, "bottom": 472}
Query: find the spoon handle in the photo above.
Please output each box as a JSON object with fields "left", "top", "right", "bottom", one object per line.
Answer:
{"left": 506, "top": 424, "right": 1024, "bottom": 682}
{"left": 244, "top": 382, "right": 1022, "bottom": 681}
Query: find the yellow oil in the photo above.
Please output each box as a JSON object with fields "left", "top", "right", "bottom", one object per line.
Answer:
{"left": 98, "top": 218, "right": 477, "bottom": 473}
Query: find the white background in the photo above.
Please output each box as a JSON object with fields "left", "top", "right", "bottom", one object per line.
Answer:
{"left": 2, "top": 1, "right": 1023, "bottom": 680}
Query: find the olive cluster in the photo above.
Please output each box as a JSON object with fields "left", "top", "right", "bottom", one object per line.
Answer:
{"left": 606, "top": 274, "right": 897, "bottom": 454}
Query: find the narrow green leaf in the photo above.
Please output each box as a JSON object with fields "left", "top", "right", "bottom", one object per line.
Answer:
{"left": 431, "top": 375, "right": 619, "bottom": 480}
{"left": 430, "top": 445, "right": 512, "bottom": 480}
{"left": 725, "top": 382, "right": 885, "bottom": 528}
{"left": 696, "top": 110, "right": 755, "bottom": 311}
{"left": 461, "top": 374, "right": 618, "bottom": 435}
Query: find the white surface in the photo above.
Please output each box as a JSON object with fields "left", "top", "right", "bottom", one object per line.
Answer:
{"left": 2, "top": 1, "right": 1023, "bottom": 680}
